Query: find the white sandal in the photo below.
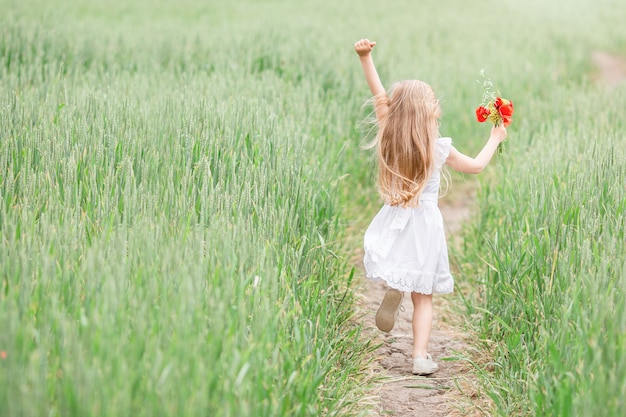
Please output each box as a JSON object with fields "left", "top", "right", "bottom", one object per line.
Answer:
{"left": 412, "top": 354, "right": 439, "bottom": 375}
{"left": 375, "top": 288, "right": 403, "bottom": 332}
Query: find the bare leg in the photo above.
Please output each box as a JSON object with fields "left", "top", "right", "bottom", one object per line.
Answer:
{"left": 411, "top": 292, "right": 433, "bottom": 358}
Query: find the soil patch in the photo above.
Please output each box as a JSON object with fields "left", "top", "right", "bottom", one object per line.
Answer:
{"left": 591, "top": 50, "right": 626, "bottom": 88}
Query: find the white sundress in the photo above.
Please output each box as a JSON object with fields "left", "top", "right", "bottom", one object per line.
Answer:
{"left": 363, "top": 137, "right": 453, "bottom": 294}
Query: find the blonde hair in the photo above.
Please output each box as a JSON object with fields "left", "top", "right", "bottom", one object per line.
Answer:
{"left": 366, "top": 80, "right": 442, "bottom": 207}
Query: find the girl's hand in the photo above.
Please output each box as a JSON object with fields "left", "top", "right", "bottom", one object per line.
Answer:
{"left": 490, "top": 124, "right": 507, "bottom": 143}
{"left": 354, "top": 39, "right": 376, "bottom": 57}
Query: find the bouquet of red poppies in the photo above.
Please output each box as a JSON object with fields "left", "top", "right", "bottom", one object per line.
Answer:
{"left": 475, "top": 96, "right": 514, "bottom": 127}
{"left": 474, "top": 70, "right": 514, "bottom": 152}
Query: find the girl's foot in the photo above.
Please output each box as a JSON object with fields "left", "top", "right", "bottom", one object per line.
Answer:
{"left": 375, "top": 289, "right": 403, "bottom": 332}
{"left": 412, "top": 354, "right": 438, "bottom": 375}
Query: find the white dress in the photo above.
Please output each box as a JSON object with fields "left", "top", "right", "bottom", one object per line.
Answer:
{"left": 363, "top": 137, "right": 454, "bottom": 294}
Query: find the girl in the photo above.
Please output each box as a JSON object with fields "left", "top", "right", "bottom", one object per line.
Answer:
{"left": 354, "top": 39, "right": 507, "bottom": 375}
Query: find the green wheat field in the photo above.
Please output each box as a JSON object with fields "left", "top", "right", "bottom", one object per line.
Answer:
{"left": 1, "top": 0, "right": 625, "bottom": 416}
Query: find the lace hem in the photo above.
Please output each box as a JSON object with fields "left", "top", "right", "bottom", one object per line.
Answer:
{"left": 365, "top": 265, "right": 454, "bottom": 295}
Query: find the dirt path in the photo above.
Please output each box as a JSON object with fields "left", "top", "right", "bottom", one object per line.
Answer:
{"left": 354, "top": 50, "right": 625, "bottom": 416}
{"left": 356, "top": 182, "right": 487, "bottom": 417}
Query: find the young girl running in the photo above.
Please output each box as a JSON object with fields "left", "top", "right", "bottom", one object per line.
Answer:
{"left": 354, "top": 38, "right": 507, "bottom": 375}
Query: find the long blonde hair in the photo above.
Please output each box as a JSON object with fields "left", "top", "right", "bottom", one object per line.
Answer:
{"left": 367, "top": 80, "right": 442, "bottom": 207}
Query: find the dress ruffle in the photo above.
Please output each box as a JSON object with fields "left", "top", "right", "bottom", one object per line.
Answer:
{"left": 363, "top": 265, "right": 454, "bottom": 294}
{"left": 436, "top": 137, "right": 452, "bottom": 169}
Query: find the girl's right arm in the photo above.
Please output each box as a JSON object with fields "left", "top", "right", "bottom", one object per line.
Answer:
{"left": 445, "top": 124, "right": 507, "bottom": 174}
{"left": 354, "top": 38, "right": 388, "bottom": 121}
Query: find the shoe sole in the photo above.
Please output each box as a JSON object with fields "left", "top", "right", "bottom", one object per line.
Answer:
{"left": 412, "top": 366, "right": 438, "bottom": 376}
{"left": 375, "top": 289, "right": 403, "bottom": 332}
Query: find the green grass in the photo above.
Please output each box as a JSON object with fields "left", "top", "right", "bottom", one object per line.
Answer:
{"left": 454, "top": 3, "right": 626, "bottom": 415}
{"left": 1, "top": 0, "right": 626, "bottom": 416}
{"left": 463, "top": 84, "right": 626, "bottom": 416}
{"left": 0, "top": 1, "right": 372, "bottom": 415}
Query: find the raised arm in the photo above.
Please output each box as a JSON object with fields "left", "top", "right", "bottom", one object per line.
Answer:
{"left": 445, "top": 124, "right": 507, "bottom": 174}
{"left": 354, "top": 39, "right": 388, "bottom": 121}
{"left": 354, "top": 39, "right": 385, "bottom": 96}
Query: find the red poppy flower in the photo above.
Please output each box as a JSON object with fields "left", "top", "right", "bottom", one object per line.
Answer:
{"left": 475, "top": 106, "right": 490, "bottom": 123}
{"left": 499, "top": 103, "right": 514, "bottom": 117}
